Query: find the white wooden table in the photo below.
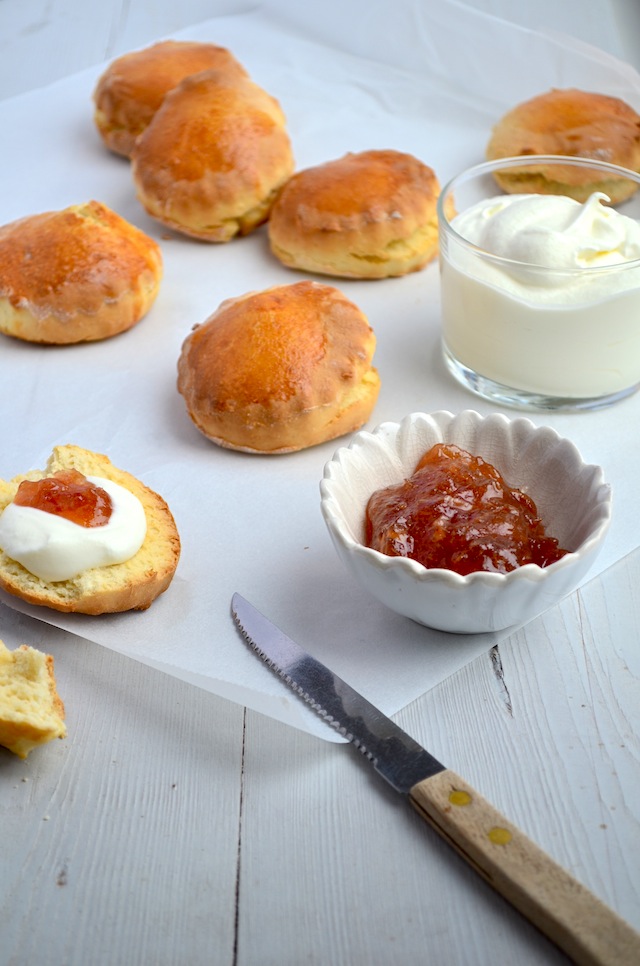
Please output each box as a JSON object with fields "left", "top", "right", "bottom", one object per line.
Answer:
{"left": 1, "top": 2, "right": 639, "bottom": 964}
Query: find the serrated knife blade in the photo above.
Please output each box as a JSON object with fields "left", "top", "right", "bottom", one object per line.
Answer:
{"left": 231, "top": 593, "right": 640, "bottom": 966}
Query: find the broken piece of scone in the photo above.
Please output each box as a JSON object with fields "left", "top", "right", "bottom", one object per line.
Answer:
{"left": 0, "top": 639, "right": 67, "bottom": 759}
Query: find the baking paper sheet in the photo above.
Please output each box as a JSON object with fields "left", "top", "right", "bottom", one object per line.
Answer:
{"left": 1, "top": 0, "right": 639, "bottom": 741}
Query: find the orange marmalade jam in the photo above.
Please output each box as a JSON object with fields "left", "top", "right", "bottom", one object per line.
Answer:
{"left": 365, "top": 443, "right": 568, "bottom": 575}
{"left": 14, "top": 470, "right": 112, "bottom": 528}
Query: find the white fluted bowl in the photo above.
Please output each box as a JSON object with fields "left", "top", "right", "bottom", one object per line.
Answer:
{"left": 320, "top": 411, "right": 612, "bottom": 633}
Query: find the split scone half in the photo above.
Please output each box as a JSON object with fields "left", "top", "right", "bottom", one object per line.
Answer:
{"left": 0, "top": 445, "right": 180, "bottom": 614}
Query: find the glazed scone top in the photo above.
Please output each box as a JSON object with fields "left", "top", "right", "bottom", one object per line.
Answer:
{"left": 0, "top": 201, "right": 162, "bottom": 322}
{"left": 177, "top": 281, "right": 381, "bottom": 452}
{"left": 486, "top": 88, "right": 640, "bottom": 202}
{"left": 93, "top": 39, "right": 249, "bottom": 157}
{"left": 270, "top": 149, "right": 440, "bottom": 231}
{"left": 487, "top": 88, "right": 640, "bottom": 169}
{"left": 267, "top": 149, "right": 445, "bottom": 278}
{"left": 132, "top": 69, "right": 295, "bottom": 241}
{"left": 178, "top": 281, "right": 376, "bottom": 413}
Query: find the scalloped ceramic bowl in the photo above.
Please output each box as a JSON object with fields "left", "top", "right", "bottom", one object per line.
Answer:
{"left": 320, "top": 411, "right": 612, "bottom": 633}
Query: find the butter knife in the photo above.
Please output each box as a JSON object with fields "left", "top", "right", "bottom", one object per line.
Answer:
{"left": 231, "top": 592, "right": 640, "bottom": 966}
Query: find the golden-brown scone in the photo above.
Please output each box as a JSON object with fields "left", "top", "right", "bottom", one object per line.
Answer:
{"left": 0, "top": 201, "right": 162, "bottom": 345}
{"left": 268, "top": 149, "right": 446, "bottom": 278}
{"left": 177, "top": 281, "right": 380, "bottom": 453}
{"left": 0, "top": 640, "right": 66, "bottom": 759}
{"left": 0, "top": 445, "right": 181, "bottom": 614}
{"left": 486, "top": 88, "right": 640, "bottom": 203}
{"left": 131, "top": 69, "right": 295, "bottom": 242}
{"left": 93, "top": 40, "right": 249, "bottom": 158}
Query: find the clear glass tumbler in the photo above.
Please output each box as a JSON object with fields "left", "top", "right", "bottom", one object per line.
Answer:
{"left": 437, "top": 155, "right": 640, "bottom": 411}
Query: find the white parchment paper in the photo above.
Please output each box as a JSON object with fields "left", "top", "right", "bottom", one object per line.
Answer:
{"left": 0, "top": 0, "right": 638, "bottom": 740}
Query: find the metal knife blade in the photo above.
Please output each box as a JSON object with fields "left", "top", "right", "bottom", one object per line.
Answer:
{"left": 231, "top": 592, "right": 640, "bottom": 966}
{"left": 231, "top": 590, "right": 443, "bottom": 792}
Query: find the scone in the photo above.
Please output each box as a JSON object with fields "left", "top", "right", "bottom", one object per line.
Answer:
{"left": 0, "top": 201, "right": 162, "bottom": 344}
{"left": 0, "top": 640, "right": 66, "bottom": 759}
{"left": 268, "top": 149, "right": 446, "bottom": 278}
{"left": 0, "top": 445, "right": 181, "bottom": 614}
{"left": 486, "top": 88, "right": 640, "bottom": 203}
{"left": 131, "top": 69, "right": 295, "bottom": 241}
{"left": 93, "top": 39, "right": 249, "bottom": 158}
{"left": 177, "top": 281, "right": 380, "bottom": 453}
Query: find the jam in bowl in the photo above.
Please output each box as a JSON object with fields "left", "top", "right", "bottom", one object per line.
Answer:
{"left": 320, "top": 410, "right": 611, "bottom": 633}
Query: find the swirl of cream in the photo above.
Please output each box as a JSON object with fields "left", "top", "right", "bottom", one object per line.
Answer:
{"left": 0, "top": 476, "right": 146, "bottom": 582}
{"left": 456, "top": 192, "right": 640, "bottom": 269}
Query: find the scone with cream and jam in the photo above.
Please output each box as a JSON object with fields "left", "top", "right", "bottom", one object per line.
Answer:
{"left": 0, "top": 445, "right": 180, "bottom": 614}
{"left": 0, "top": 640, "right": 66, "bottom": 758}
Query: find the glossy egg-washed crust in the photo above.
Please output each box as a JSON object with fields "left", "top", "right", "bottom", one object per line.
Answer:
{"left": 0, "top": 445, "right": 181, "bottom": 614}
{"left": 93, "top": 39, "right": 249, "bottom": 158}
{"left": 177, "top": 281, "right": 381, "bottom": 453}
{"left": 0, "top": 201, "right": 162, "bottom": 344}
{"left": 486, "top": 88, "right": 640, "bottom": 203}
{"left": 131, "top": 69, "right": 295, "bottom": 241}
{"left": 268, "top": 149, "right": 447, "bottom": 279}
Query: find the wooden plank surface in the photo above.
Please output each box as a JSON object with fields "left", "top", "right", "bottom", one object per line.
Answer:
{"left": 0, "top": 2, "right": 638, "bottom": 965}
{"left": 3, "top": 550, "right": 638, "bottom": 964}
{"left": 238, "top": 553, "right": 640, "bottom": 965}
{"left": 1, "top": 610, "right": 245, "bottom": 966}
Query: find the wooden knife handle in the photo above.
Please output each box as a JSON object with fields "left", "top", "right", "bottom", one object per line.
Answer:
{"left": 409, "top": 768, "right": 640, "bottom": 966}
